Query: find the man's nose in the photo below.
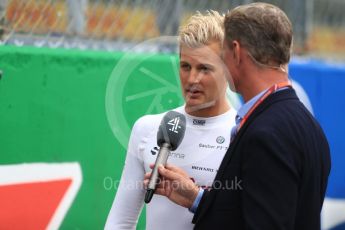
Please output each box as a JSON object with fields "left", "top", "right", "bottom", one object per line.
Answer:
{"left": 187, "top": 68, "right": 201, "bottom": 84}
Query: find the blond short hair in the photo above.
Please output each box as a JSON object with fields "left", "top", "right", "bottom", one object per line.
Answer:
{"left": 179, "top": 10, "right": 224, "bottom": 48}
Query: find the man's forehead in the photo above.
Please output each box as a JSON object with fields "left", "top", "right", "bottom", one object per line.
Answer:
{"left": 180, "top": 44, "right": 223, "bottom": 63}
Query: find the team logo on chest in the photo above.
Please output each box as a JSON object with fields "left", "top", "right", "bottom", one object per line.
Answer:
{"left": 150, "top": 146, "right": 185, "bottom": 159}
{"left": 216, "top": 136, "right": 225, "bottom": 144}
{"left": 193, "top": 119, "right": 206, "bottom": 126}
{"left": 150, "top": 146, "right": 159, "bottom": 155}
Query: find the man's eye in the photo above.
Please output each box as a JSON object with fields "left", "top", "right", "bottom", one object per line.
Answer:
{"left": 181, "top": 64, "right": 191, "bottom": 70}
{"left": 200, "top": 66, "right": 210, "bottom": 72}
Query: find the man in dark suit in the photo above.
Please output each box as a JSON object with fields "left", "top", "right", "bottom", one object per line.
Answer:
{"left": 144, "top": 2, "right": 331, "bottom": 229}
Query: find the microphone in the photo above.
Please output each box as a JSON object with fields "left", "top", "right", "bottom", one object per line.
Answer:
{"left": 145, "top": 111, "right": 186, "bottom": 203}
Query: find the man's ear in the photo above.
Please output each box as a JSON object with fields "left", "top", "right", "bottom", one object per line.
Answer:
{"left": 232, "top": 40, "right": 241, "bottom": 66}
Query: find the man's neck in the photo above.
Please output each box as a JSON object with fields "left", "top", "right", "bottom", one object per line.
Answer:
{"left": 240, "top": 70, "right": 289, "bottom": 103}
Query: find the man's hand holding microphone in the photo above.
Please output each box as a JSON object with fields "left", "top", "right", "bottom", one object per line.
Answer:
{"left": 143, "top": 111, "right": 199, "bottom": 209}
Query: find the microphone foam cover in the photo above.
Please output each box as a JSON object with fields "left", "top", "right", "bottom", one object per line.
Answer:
{"left": 157, "top": 111, "right": 186, "bottom": 151}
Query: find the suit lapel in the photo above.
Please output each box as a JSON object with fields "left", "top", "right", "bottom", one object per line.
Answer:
{"left": 217, "top": 88, "right": 298, "bottom": 180}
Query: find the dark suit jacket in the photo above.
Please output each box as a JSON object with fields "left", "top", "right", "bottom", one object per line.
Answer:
{"left": 192, "top": 89, "right": 331, "bottom": 230}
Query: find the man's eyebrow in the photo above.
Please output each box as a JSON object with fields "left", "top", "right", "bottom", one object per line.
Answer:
{"left": 180, "top": 61, "right": 190, "bottom": 65}
{"left": 197, "top": 63, "right": 215, "bottom": 69}
{"left": 179, "top": 60, "right": 215, "bottom": 69}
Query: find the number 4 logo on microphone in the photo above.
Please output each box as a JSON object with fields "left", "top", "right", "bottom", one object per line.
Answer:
{"left": 167, "top": 117, "right": 181, "bottom": 133}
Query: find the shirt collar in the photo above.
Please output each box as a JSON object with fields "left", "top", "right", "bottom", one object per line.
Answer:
{"left": 237, "top": 89, "right": 267, "bottom": 122}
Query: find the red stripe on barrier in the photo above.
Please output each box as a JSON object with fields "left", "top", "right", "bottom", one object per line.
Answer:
{"left": 0, "top": 179, "right": 72, "bottom": 230}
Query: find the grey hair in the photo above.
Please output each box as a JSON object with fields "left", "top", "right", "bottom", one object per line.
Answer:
{"left": 225, "top": 3, "right": 293, "bottom": 65}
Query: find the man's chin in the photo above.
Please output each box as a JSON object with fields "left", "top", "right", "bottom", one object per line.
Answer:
{"left": 185, "top": 101, "right": 216, "bottom": 113}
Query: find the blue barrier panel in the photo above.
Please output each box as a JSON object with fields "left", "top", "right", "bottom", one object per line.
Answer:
{"left": 290, "top": 59, "right": 345, "bottom": 230}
